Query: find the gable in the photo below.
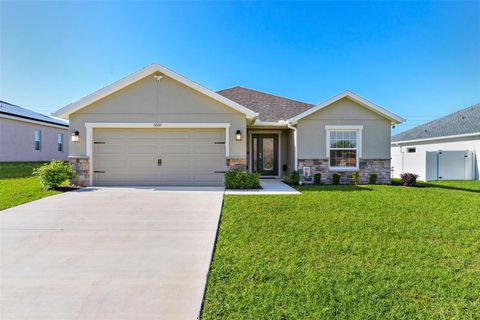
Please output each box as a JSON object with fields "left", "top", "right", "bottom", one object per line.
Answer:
{"left": 77, "top": 72, "right": 245, "bottom": 116}
{"left": 289, "top": 91, "right": 404, "bottom": 124}
{"left": 54, "top": 64, "right": 257, "bottom": 119}
{"left": 303, "top": 97, "right": 387, "bottom": 121}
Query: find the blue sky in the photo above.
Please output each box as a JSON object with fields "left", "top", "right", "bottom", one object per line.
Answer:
{"left": 1, "top": 1, "right": 479, "bottom": 133}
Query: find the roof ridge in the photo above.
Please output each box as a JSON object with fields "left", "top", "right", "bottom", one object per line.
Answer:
{"left": 217, "top": 86, "right": 315, "bottom": 106}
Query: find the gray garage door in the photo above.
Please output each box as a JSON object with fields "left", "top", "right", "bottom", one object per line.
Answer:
{"left": 93, "top": 128, "right": 226, "bottom": 186}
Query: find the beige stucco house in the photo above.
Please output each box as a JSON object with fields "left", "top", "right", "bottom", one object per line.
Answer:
{"left": 0, "top": 101, "right": 69, "bottom": 162}
{"left": 53, "top": 64, "right": 404, "bottom": 186}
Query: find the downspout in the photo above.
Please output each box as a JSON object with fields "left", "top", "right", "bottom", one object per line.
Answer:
{"left": 285, "top": 121, "right": 298, "bottom": 171}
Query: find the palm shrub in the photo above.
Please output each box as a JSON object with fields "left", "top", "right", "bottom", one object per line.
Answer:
{"left": 332, "top": 173, "right": 341, "bottom": 185}
{"left": 33, "top": 160, "right": 75, "bottom": 190}
{"left": 225, "top": 170, "right": 260, "bottom": 189}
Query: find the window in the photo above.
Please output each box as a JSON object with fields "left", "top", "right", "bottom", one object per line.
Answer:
{"left": 406, "top": 147, "right": 416, "bottom": 153}
{"left": 57, "top": 133, "right": 63, "bottom": 152}
{"left": 326, "top": 126, "right": 362, "bottom": 170}
{"left": 34, "top": 130, "right": 41, "bottom": 151}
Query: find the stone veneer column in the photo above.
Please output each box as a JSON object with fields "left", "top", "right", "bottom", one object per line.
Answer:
{"left": 226, "top": 158, "right": 247, "bottom": 171}
{"left": 298, "top": 159, "right": 391, "bottom": 184}
{"left": 69, "top": 156, "right": 90, "bottom": 187}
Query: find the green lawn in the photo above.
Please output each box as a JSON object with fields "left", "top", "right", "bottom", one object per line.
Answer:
{"left": 0, "top": 162, "right": 64, "bottom": 211}
{"left": 202, "top": 181, "right": 480, "bottom": 319}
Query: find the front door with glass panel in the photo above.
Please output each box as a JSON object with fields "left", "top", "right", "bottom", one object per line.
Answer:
{"left": 252, "top": 134, "right": 278, "bottom": 176}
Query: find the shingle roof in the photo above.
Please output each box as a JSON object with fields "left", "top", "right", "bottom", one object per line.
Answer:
{"left": 0, "top": 100, "right": 68, "bottom": 127}
{"left": 217, "top": 86, "right": 314, "bottom": 122}
{"left": 392, "top": 103, "right": 480, "bottom": 142}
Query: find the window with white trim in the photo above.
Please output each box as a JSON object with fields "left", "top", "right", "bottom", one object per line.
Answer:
{"left": 57, "top": 133, "right": 63, "bottom": 152}
{"left": 34, "top": 130, "right": 41, "bottom": 151}
{"left": 327, "top": 127, "right": 361, "bottom": 169}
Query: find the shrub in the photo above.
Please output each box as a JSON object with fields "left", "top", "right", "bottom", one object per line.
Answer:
{"left": 290, "top": 171, "right": 301, "bottom": 185}
{"left": 369, "top": 174, "right": 378, "bottom": 185}
{"left": 351, "top": 172, "right": 359, "bottom": 185}
{"left": 224, "top": 170, "right": 260, "bottom": 189}
{"left": 400, "top": 172, "right": 419, "bottom": 187}
{"left": 283, "top": 171, "right": 301, "bottom": 185}
{"left": 33, "top": 160, "right": 75, "bottom": 190}
{"left": 391, "top": 177, "right": 402, "bottom": 186}
{"left": 314, "top": 173, "right": 322, "bottom": 185}
{"left": 332, "top": 173, "right": 341, "bottom": 185}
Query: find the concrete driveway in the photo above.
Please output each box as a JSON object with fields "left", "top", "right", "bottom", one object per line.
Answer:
{"left": 0, "top": 187, "right": 224, "bottom": 320}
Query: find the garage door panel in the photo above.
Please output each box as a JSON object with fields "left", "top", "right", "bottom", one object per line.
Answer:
{"left": 93, "top": 128, "right": 226, "bottom": 186}
{"left": 159, "top": 144, "right": 191, "bottom": 154}
{"left": 193, "top": 158, "right": 225, "bottom": 170}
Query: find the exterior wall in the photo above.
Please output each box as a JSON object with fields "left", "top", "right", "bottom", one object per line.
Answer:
{"left": 68, "top": 73, "right": 247, "bottom": 159}
{"left": 391, "top": 135, "right": 480, "bottom": 180}
{"left": 69, "top": 156, "right": 89, "bottom": 186}
{"left": 295, "top": 97, "right": 392, "bottom": 184}
{"left": 0, "top": 117, "right": 69, "bottom": 162}
{"left": 67, "top": 73, "right": 247, "bottom": 183}
{"left": 298, "top": 159, "right": 391, "bottom": 184}
{"left": 297, "top": 97, "right": 392, "bottom": 159}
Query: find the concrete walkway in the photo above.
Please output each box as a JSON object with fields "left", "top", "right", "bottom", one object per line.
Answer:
{"left": 0, "top": 187, "right": 224, "bottom": 320}
{"left": 225, "top": 179, "right": 301, "bottom": 195}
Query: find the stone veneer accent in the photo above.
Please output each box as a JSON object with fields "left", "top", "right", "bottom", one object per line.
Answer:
{"left": 69, "top": 156, "right": 90, "bottom": 187}
{"left": 298, "top": 159, "right": 391, "bottom": 184}
{"left": 226, "top": 158, "right": 247, "bottom": 171}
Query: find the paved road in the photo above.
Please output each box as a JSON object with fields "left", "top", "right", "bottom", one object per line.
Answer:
{"left": 0, "top": 186, "right": 224, "bottom": 319}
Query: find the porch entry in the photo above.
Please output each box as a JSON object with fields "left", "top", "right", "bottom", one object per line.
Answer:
{"left": 252, "top": 134, "right": 279, "bottom": 176}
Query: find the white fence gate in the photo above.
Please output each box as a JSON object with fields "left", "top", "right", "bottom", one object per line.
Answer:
{"left": 426, "top": 150, "right": 475, "bottom": 181}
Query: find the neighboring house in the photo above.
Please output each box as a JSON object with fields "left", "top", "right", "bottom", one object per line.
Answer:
{"left": 53, "top": 64, "right": 404, "bottom": 186}
{"left": 0, "top": 101, "right": 69, "bottom": 162}
{"left": 392, "top": 104, "right": 480, "bottom": 181}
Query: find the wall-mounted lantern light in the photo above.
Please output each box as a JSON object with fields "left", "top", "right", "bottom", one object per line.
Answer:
{"left": 235, "top": 130, "right": 242, "bottom": 141}
{"left": 71, "top": 130, "right": 80, "bottom": 142}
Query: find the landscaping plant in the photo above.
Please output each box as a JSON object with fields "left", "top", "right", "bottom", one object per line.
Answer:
{"left": 332, "top": 172, "right": 341, "bottom": 185}
{"left": 33, "top": 160, "right": 75, "bottom": 190}
{"left": 224, "top": 170, "right": 260, "bottom": 189}
{"left": 283, "top": 170, "right": 301, "bottom": 185}
{"left": 351, "top": 172, "right": 359, "bottom": 185}
{"left": 314, "top": 173, "right": 322, "bottom": 185}
{"left": 369, "top": 174, "right": 378, "bottom": 184}
{"left": 400, "top": 172, "right": 419, "bottom": 187}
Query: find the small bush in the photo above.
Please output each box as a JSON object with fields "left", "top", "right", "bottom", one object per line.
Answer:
{"left": 400, "top": 172, "right": 419, "bottom": 187}
{"left": 225, "top": 170, "right": 260, "bottom": 189}
{"left": 33, "top": 160, "right": 75, "bottom": 190}
{"left": 314, "top": 173, "right": 322, "bottom": 185}
{"left": 369, "top": 174, "right": 378, "bottom": 185}
{"left": 283, "top": 171, "right": 301, "bottom": 185}
{"left": 351, "top": 172, "right": 359, "bottom": 185}
{"left": 332, "top": 173, "right": 341, "bottom": 185}
{"left": 290, "top": 171, "right": 301, "bottom": 185}
{"left": 391, "top": 177, "right": 402, "bottom": 185}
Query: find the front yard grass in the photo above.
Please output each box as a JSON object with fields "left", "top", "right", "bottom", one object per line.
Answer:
{"left": 202, "top": 181, "right": 480, "bottom": 319}
{"left": 0, "top": 162, "right": 66, "bottom": 211}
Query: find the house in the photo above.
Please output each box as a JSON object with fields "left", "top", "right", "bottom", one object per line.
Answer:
{"left": 0, "top": 100, "right": 69, "bottom": 162}
{"left": 53, "top": 63, "right": 404, "bottom": 186}
{"left": 391, "top": 103, "right": 480, "bottom": 181}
